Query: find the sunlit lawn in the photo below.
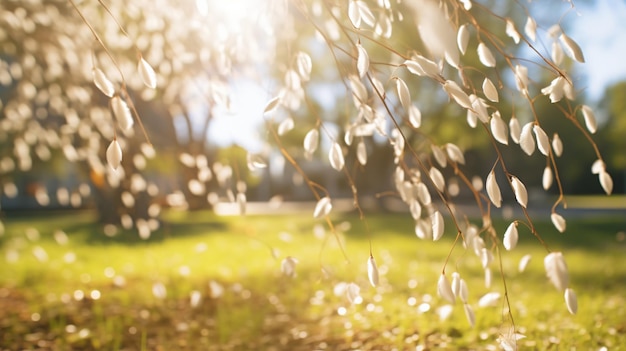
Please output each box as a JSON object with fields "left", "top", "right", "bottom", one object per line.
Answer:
{"left": 1, "top": 209, "right": 625, "bottom": 350}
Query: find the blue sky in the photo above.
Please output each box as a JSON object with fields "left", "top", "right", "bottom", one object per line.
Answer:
{"left": 571, "top": 1, "right": 626, "bottom": 101}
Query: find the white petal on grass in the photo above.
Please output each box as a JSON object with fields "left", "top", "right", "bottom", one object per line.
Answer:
{"left": 519, "top": 122, "right": 536, "bottom": 156}
{"left": 436, "top": 304, "right": 454, "bottom": 321}
{"left": 329, "top": 142, "right": 345, "bottom": 171}
{"left": 552, "top": 133, "right": 563, "bottom": 157}
{"left": 524, "top": 16, "right": 537, "bottom": 41}
{"left": 106, "top": 139, "right": 122, "bottom": 170}
{"left": 491, "top": 112, "right": 508, "bottom": 145}
{"left": 478, "top": 291, "right": 501, "bottom": 307}
{"left": 482, "top": 77, "right": 498, "bottom": 102}
{"left": 190, "top": 290, "right": 202, "bottom": 308}
{"left": 503, "top": 222, "right": 518, "bottom": 251}
{"left": 32, "top": 246, "right": 48, "bottom": 262}
{"left": 152, "top": 282, "right": 167, "bottom": 299}
{"left": 498, "top": 328, "right": 527, "bottom": 351}
{"left": 111, "top": 96, "right": 133, "bottom": 131}
{"left": 437, "top": 273, "right": 455, "bottom": 303}
{"left": 518, "top": 254, "right": 532, "bottom": 272}
{"left": 581, "top": 105, "right": 597, "bottom": 134}
{"left": 346, "top": 282, "right": 361, "bottom": 304}
{"left": 464, "top": 303, "right": 475, "bottom": 327}
{"left": 564, "top": 288, "right": 578, "bottom": 314}
{"left": 209, "top": 280, "right": 224, "bottom": 298}
{"left": 551, "top": 213, "right": 566, "bottom": 233}
{"left": 486, "top": 171, "right": 502, "bottom": 208}
{"left": 93, "top": 68, "right": 115, "bottom": 97}
{"left": 477, "top": 42, "right": 496, "bottom": 67}
{"left": 138, "top": 57, "right": 157, "bottom": 89}
{"left": 367, "top": 256, "right": 379, "bottom": 287}
{"left": 429, "top": 167, "right": 445, "bottom": 192}
{"left": 356, "top": 43, "right": 369, "bottom": 78}
{"left": 544, "top": 252, "right": 569, "bottom": 291}
{"left": 357, "top": 140, "right": 367, "bottom": 165}
{"left": 313, "top": 196, "right": 332, "bottom": 218}
{"left": 263, "top": 96, "right": 281, "bottom": 116}
{"left": 432, "top": 211, "right": 444, "bottom": 241}
{"left": 445, "top": 143, "right": 465, "bottom": 164}
{"left": 54, "top": 230, "right": 69, "bottom": 245}
{"left": 396, "top": 78, "right": 411, "bottom": 110}
{"left": 511, "top": 176, "right": 528, "bottom": 208}
{"left": 533, "top": 125, "right": 551, "bottom": 156}
{"left": 457, "top": 24, "right": 470, "bottom": 55}
{"left": 559, "top": 33, "right": 585, "bottom": 63}
{"left": 543, "top": 166, "right": 554, "bottom": 190}
{"left": 599, "top": 171, "right": 613, "bottom": 195}
{"left": 281, "top": 256, "right": 298, "bottom": 277}
{"left": 303, "top": 129, "right": 319, "bottom": 155}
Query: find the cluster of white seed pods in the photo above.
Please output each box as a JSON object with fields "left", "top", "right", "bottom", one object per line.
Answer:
{"left": 96, "top": 56, "right": 157, "bottom": 171}
{"left": 436, "top": 271, "right": 475, "bottom": 326}
{"left": 324, "top": 0, "right": 603, "bottom": 329}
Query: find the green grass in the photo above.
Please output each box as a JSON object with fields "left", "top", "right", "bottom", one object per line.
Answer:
{"left": 0, "top": 210, "right": 625, "bottom": 350}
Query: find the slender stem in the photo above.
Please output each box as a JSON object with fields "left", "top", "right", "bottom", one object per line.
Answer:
{"left": 68, "top": 0, "right": 125, "bottom": 83}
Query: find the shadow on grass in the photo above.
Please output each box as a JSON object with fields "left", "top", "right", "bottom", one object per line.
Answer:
{"left": 50, "top": 213, "right": 230, "bottom": 246}
{"left": 337, "top": 212, "right": 626, "bottom": 250}
{"left": 506, "top": 216, "right": 626, "bottom": 250}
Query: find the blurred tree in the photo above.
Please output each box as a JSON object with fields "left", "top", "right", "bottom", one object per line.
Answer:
{"left": 598, "top": 81, "right": 626, "bottom": 193}
{"left": 602, "top": 82, "right": 626, "bottom": 169}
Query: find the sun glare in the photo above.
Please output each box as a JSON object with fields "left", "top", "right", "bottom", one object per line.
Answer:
{"left": 195, "top": 0, "right": 272, "bottom": 32}
{"left": 185, "top": 0, "right": 280, "bottom": 153}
